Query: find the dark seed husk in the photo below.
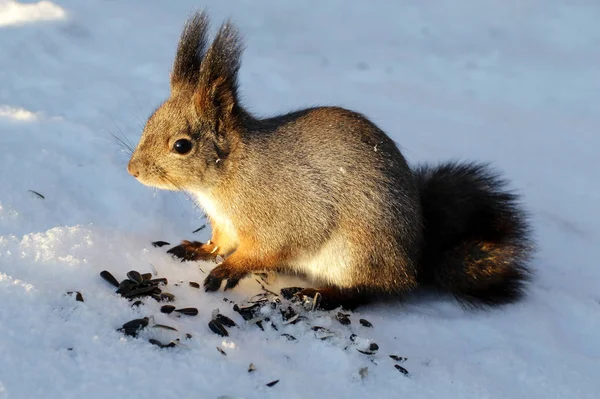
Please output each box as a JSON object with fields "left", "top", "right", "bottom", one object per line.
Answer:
{"left": 148, "top": 278, "right": 168, "bottom": 286}
{"left": 141, "top": 273, "right": 152, "bottom": 281}
{"left": 280, "top": 287, "right": 303, "bottom": 300}
{"left": 119, "top": 318, "right": 149, "bottom": 337}
{"left": 359, "top": 319, "right": 373, "bottom": 328}
{"left": 357, "top": 349, "right": 376, "bottom": 355}
{"left": 357, "top": 343, "right": 379, "bottom": 356}
{"left": 123, "top": 285, "right": 161, "bottom": 299}
{"left": 189, "top": 281, "right": 200, "bottom": 289}
{"left": 281, "top": 333, "right": 297, "bottom": 341}
{"left": 255, "top": 320, "right": 265, "bottom": 331}
{"left": 248, "top": 363, "right": 256, "bottom": 372}
{"left": 151, "top": 294, "right": 162, "bottom": 302}
{"left": 149, "top": 338, "right": 176, "bottom": 349}
{"left": 208, "top": 319, "right": 229, "bottom": 337}
{"left": 389, "top": 355, "right": 407, "bottom": 363}
{"left": 100, "top": 270, "right": 120, "bottom": 287}
{"left": 131, "top": 300, "right": 143, "bottom": 307}
{"left": 151, "top": 241, "right": 171, "bottom": 248}
{"left": 394, "top": 364, "right": 409, "bottom": 375}
{"left": 160, "top": 292, "right": 175, "bottom": 302}
{"left": 336, "top": 312, "right": 351, "bottom": 325}
{"left": 127, "top": 270, "right": 143, "bottom": 284}
{"left": 349, "top": 333, "right": 358, "bottom": 342}
{"left": 215, "top": 314, "right": 236, "bottom": 327}
{"left": 280, "top": 306, "right": 299, "bottom": 324}
{"left": 67, "top": 291, "right": 84, "bottom": 302}
{"left": 175, "top": 307, "right": 198, "bottom": 316}
{"left": 185, "top": 333, "right": 193, "bottom": 339}
{"left": 216, "top": 346, "right": 227, "bottom": 356}
{"left": 233, "top": 303, "right": 260, "bottom": 321}
{"left": 28, "top": 190, "right": 45, "bottom": 199}
{"left": 116, "top": 279, "right": 138, "bottom": 295}
{"left": 192, "top": 225, "right": 206, "bottom": 233}
{"left": 152, "top": 324, "right": 178, "bottom": 332}
{"left": 160, "top": 305, "right": 176, "bottom": 314}
{"left": 265, "top": 380, "right": 279, "bottom": 387}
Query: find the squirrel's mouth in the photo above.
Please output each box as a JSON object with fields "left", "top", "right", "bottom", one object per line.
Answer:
{"left": 130, "top": 164, "right": 182, "bottom": 192}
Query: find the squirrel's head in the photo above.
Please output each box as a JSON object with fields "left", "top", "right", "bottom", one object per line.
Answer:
{"left": 128, "top": 11, "right": 246, "bottom": 192}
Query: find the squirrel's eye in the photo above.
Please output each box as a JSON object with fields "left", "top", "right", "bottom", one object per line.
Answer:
{"left": 173, "top": 139, "right": 193, "bottom": 155}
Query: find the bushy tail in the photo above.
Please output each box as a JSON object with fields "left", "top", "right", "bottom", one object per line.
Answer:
{"left": 414, "top": 161, "right": 534, "bottom": 306}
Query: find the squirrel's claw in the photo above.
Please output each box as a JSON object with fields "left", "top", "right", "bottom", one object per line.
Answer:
{"left": 203, "top": 264, "right": 247, "bottom": 292}
{"left": 167, "top": 240, "right": 218, "bottom": 262}
{"left": 203, "top": 274, "right": 222, "bottom": 292}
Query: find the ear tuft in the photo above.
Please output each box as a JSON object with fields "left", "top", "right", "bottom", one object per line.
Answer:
{"left": 171, "top": 10, "right": 210, "bottom": 90}
{"left": 194, "top": 20, "right": 245, "bottom": 127}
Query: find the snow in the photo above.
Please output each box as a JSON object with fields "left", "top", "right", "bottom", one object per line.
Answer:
{"left": 1, "top": 0, "right": 599, "bottom": 398}
{"left": 0, "top": 0, "right": 66, "bottom": 27}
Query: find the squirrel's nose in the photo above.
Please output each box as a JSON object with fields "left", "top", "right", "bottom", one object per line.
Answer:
{"left": 127, "top": 159, "right": 140, "bottom": 178}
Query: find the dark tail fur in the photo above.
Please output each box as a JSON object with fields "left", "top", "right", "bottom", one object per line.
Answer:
{"left": 414, "top": 161, "right": 534, "bottom": 306}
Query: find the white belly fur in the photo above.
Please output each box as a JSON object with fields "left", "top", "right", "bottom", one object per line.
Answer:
{"left": 290, "top": 233, "right": 353, "bottom": 287}
{"left": 192, "top": 191, "right": 238, "bottom": 245}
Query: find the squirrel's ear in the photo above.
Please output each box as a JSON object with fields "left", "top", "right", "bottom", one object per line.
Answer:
{"left": 170, "top": 11, "right": 210, "bottom": 91}
{"left": 193, "top": 20, "right": 244, "bottom": 130}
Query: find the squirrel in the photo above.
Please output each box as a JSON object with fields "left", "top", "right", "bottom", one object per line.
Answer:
{"left": 127, "top": 11, "right": 534, "bottom": 310}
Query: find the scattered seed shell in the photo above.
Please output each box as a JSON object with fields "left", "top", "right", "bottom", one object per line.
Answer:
{"left": 216, "top": 347, "right": 227, "bottom": 356}
{"left": 67, "top": 291, "right": 84, "bottom": 302}
{"left": 281, "top": 333, "right": 297, "bottom": 341}
{"left": 394, "top": 364, "right": 409, "bottom": 376}
{"left": 100, "top": 270, "right": 120, "bottom": 287}
{"left": 215, "top": 314, "right": 236, "bottom": 327}
{"left": 280, "top": 287, "right": 303, "bottom": 300}
{"left": 152, "top": 324, "right": 178, "bottom": 332}
{"left": 389, "top": 355, "right": 407, "bottom": 363}
{"left": 189, "top": 281, "right": 200, "bottom": 289}
{"left": 28, "top": 190, "right": 45, "bottom": 199}
{"left": 248, "top": 363, "right": 256, "bottom": 373}
{"left": 123, "top": 285, "right": 160, "bottom": 299}
{"left": 118, "top": 318, "right": 149, "bottom": 337}
{"left": 127, "top": 270, "right": 143, "bottom": 284}
{"left": 149, "top": 278, "right": 168, "bottom": 286}
{"left": 116, "top": 279, "right": 138, "bottom": 296}
{"left": 192, "top": 225, "right": 206, "bottom": 233}
{"left": 175, "top": 307, "right": 198, "bottom": 316}
{"left": 208, "top": 319, "right": 229, "bottom": 337}
{"left": 336, "top": 312, "right": 351, "bottom": 325}
{"left": 160, "top": 293, "right": 175, "bottom": 302}
{"left": 161, "top": 305, "right": 176, "bottom": 314}
{"left": 359, "top": 319, "right": 373, "bottom": 328}
{"left": 265, "top": 380, "right": 279, "bottom": 387}
{"left": 131, "top": 300, "right": 143, "bottom": 307}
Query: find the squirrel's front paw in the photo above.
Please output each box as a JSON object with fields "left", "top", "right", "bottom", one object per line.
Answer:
{"left": 204, "top": 264, "right": 248, "bottom": 292}
{"left": 167, "top": 240, "right": 219, "bottom": 262}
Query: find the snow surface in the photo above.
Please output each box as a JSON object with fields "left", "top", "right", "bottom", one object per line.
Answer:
{"left": 1, "top": 0, "right": 599, "bottom": 398}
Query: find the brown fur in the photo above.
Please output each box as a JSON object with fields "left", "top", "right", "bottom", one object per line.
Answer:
{"left": 128, "top": 11, "right": 533, "bottom": 310}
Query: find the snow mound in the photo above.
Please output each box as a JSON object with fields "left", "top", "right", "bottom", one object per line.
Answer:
{"left": 0, "top": 105, "right": 37, "bottom": 121}
{"left": 0, "top": 0, "right": 66, "bottom": 27}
